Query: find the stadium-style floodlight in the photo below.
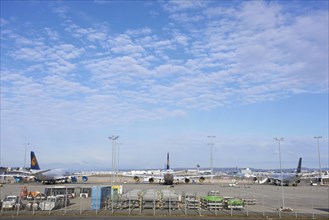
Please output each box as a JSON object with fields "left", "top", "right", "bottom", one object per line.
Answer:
{"left": 274, "top": 137, "right": 285, "bottom": 209}
{"left": 207, "top": 136, "right": 216, "bottom": 180}
{"left": 314, "top": 136, "right": 322, "bottom": 184}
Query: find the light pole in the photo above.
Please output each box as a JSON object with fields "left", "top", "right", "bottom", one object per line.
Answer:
{"left": 314, "top": 136, "right": 322, "bottom": 184}
{"left": 274, "top": 137, "right": 285, "bottom": 209}
{"left": 207, "top": 136, "right": 216, "bottom": 180}
{"left": 23, "top": 143, "right": 30, "bottom": 169}
{"left": 117, "top": 143, "right": 123, "bottom": 178}
{"left": 108, "top": 136, "right": 119, "bottom": 184}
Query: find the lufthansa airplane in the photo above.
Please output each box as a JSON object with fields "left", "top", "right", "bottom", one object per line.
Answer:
{"left": 2, "top": 151, "right": 88, "bottom": 184}
{"left": 28, "top": 151, "right": 88, "bottom": 184}
{"left": 129, "top": 153, "right": 214, "bottom": 185}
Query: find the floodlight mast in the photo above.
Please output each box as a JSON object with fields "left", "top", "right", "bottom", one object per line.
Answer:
{"left": 274, "top": 137, "right": 285, "bottom": 209}
{"left": 108, "top": 136, "right": 119, "bottom": 184}
{"left": 207, "top": 136, "right": 216, "bottom": 180}
{"left": 314, "top": 136, "right": 322, "bottom": 184}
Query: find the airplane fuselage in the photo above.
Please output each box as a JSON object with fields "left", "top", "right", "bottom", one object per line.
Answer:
{"left": 163, "top": 173, "right": 174, "bottom": 185}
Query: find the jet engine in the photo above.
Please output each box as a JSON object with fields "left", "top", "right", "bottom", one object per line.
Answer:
{"left": 148, "top": 177, "right": 154, "bottom": 183}
{"left": 71, "top": 176, "right": 78, "bottom": 183}
{"left": 133, "top": 176, "right": 140, "bottom": 182}
{"left": 292, "top": 179, "right": 300, "bottom": 186}
{"left": 14, "top": 177, "right": 23, "bottom": 183}
{"left": 199, "top": 177, "right": 205, "bottom": 182}
{"left": 184, "top": 178, "right": 190, "bottom": 183}
{"left": 82, "top": 176, "right": 88, "bottom": 182}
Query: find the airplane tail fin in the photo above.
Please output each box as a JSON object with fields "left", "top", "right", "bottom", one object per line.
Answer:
{"left": 166, "top": 152, "right": 170, "bottom": 170}
{"left": 236, "top": 166, "right": 241, "bottom": 174}
{"left": 296, "top": 157, "right": 302, "bottom": 174}
{"left": 31, "top": 151, "right": 41, "bottom": 170}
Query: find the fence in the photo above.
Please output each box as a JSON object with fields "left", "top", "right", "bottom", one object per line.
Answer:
{"left": 0, "top": 185, "right": 328, "bottom": 219}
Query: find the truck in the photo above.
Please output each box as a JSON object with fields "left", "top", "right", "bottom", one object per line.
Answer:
{"left": 2, "top": 195, "right": 22, "bottom": 210}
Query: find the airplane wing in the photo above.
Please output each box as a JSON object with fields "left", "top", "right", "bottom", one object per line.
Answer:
{"left": 175, "top": 174, "right": 216, "bottom": 182}
{"left": 0, "top": 169, "right": 42, "bottom": 178}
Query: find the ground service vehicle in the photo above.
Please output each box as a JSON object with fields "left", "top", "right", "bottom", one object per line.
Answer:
{"left": 2, "top": 195, "right": 22, "bottom": 210}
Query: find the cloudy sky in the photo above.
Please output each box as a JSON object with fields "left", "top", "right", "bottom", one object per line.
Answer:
{"left": 1, "top": 0, "right": 328, "bottom": 171}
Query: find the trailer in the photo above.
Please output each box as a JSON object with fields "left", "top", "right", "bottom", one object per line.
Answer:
{"left": 201, "top": 195, "right": 224, "bottom": 210}
{"left": 117, "top": 189, "right": 142, "bottom": 210}
{"left": 161, "top": 189, "right": 181, "bottom": 210}
{"left": 141, "top": 189, "right": 162, "bottom": 209}
{"left": 184, "top": 193, "right": 200, "bottom": 210}
{"left": 224, "top": 198, "right": 245, "bottom": 210}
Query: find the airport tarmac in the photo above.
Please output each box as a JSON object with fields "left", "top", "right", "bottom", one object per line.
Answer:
{"left": 0, "top": 177, "right": 328, "bottom": 219}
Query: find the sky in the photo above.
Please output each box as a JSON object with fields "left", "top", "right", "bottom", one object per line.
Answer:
{"left": 0, "top": 0, "right": 328, "bottom": 171}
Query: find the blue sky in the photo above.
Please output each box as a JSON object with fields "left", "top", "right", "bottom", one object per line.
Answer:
{"left": 1, "top": 0, "right": 328, "bottom": 171}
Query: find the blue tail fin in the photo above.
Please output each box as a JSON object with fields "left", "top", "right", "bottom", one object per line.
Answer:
{"left": 31, "top": 151, "right": 40, "bottom": 170}
{"left": 166, "top": 152, "right": 170, "bottom": 170}
{"left": 296, "top": 157, "right": 302, "bottom": 174}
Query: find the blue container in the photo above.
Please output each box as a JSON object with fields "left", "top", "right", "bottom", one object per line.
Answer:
{"left": 91, "top": 186, "right": 111, "bottom": 210}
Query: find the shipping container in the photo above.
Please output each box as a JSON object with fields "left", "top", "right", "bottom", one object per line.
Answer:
{"left": 91, "top": 186, "right": 111, "bottom": 210}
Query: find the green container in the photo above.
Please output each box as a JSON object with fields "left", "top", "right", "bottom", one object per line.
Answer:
{"left": 202, "top": 195, "right": 223, "bottom": 202}
{"left": 227, "top": 199, "right": 244, "bottom": 206}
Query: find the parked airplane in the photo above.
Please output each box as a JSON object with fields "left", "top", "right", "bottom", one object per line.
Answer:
{"left": 1, "top": 151, "right": 88, "bottom": 184}
{"left": 29, "top": 151, "right": 88, "bottom": 184}
{"left": 255, "top": 158, "right": 302, "bottom": 186}
{"left": 129, "top": 153, "right": 213, "bottom": 185}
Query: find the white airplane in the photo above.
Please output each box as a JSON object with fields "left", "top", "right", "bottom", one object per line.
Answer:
{"left": 29, "top": 151, "right": 89, "bottom": 184}
{"left": 128, "top": 153, "right": 214, "bottom": 185}
{"left": 2, "top": 151, "right": 88, "bottom": 184}
{"left": 255, "top": 158, "right": 302, "bottom": 186}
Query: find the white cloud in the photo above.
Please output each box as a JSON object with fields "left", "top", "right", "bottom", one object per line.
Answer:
{"left": 1, "top": 1, "right": 328, "bottom": 168}
{"left": 0, "top": 18, "right": 9, "bottom": 26}
{"left": 52, "top": 5, "right": 69, "bottom": 19}
{"left": 237, "top": 1, "right": 284, "bottom": 30}
{"left": 162, "top": 0, "right": 208, "bottom": 13}
{"left": 84, "top": 56, "right": 151, "bottom": 79}
{"left": 11, "top": 47, "right": 46, "bottom": 61}
{"left": 44, "top": 28, "right": 60, "bottom": 41}
{"left": 108, "top": 34, "right": 145, "bottom": 55}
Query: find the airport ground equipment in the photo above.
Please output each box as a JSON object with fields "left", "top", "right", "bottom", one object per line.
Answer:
{"left": 243, "top": 198, "right": 257, "bottom": 205}
{"left": 2, "top": 195, "right": 22, "bottom": 210}
{"left": 115, "top": 189, "right": 142, "bottom": 210}
{"left": 79, "top": 187, "right": 92, "bottom": 198}
{"left": 161, "top": 189, "right": 181, "bottom": 210}
{"left": 44, "top": 186, "right": 76, "bottom": 198}
{"left": 224, "top": 198, "right": 245, "bottom": 210}
{"left": 26, "top": 191, "right": 47, "bottom": 200}
{"left": 39, "top": 195, "right": 66, "bottom": 211}
{"left": 141, "top": 189, "right": 162, "bottom": 209}
{"left": 91, "top": 185, "right": 111, "bottom": 210}
{"left": 200, "top": 191, "right": 223, "bottom": 210}
{"left": 183, "top": 193, "right": 200, "bottom": 210}
{"left": 25, "top": 201, "right": 40, "bottom": 211}
{"left": 114, "top": 189, "right": 182, "bottom": 211}
{"left": 201, "top": 195, "right": 224, "bottom": 210}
